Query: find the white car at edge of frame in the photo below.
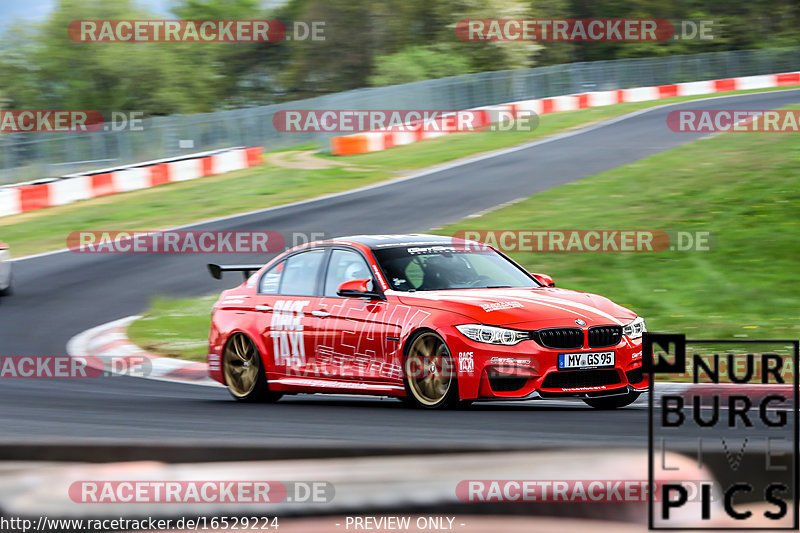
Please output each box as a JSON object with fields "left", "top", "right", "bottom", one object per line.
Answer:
{"left": 0, "top": 240, "right": 12, "bottom": 296}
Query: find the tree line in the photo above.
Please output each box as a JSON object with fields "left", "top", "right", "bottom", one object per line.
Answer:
{"left": 0, "top": 0, "right": 797, "bottom": 115}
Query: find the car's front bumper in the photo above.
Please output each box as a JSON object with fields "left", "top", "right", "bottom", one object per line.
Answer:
{"left": 443, "top": 329, "right": 647, "bottom": 400}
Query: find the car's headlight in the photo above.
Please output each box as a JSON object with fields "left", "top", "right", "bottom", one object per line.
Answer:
{"left": 622, "top": 316, "right": 646, "bottom": 339}
{"left": 455, "top": 324, "right": 528, "bottom": 345}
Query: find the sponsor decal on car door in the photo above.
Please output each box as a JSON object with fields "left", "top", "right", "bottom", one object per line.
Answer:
{"left": 254, "top": 248, "right": 325, "bottom": 377}
{"left": 316, "top": 298, "right": 399, "bottom": 381}
{"left": 270, "top": 299, "right": 311, "bottom": 368}
{"left": 316, "top": 299, "right": 435, "bottom": 383}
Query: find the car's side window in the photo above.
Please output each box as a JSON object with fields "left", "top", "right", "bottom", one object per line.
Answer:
{"left": 279, "top": 249, "right": 325, "bottom": 296}
{"left": 324, "top": 249, "right": 373, "bottom": 297}
{"left": 258, "top": 261, "right": 285, "bottom": 294}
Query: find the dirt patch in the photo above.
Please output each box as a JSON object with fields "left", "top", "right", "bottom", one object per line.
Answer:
{"left": 266, "top": 150, "right": 374, "bottom": 171}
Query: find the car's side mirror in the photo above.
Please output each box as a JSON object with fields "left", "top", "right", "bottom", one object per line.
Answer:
{"left": 337, "top": 278, "right": 381, "bottom": 299}
{"left": 531, "top": 273, "right": 555, "bottom": 287}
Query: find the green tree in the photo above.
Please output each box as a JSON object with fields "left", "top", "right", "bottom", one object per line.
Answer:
{"left": 368, "top": 45, "right": 473, "bottom": 86}
{"left": 171, "top": 0, "right": 287, "bottom": 107}
{"left": 530, "top": 0, "right": 800, "bottom": 65}
{"left": 0, "top": 0, "right": 226, "bottom": 113}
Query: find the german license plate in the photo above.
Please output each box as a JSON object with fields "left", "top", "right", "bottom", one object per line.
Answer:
{"left": 558, "top": 351, "right": 615, "bottom": 370}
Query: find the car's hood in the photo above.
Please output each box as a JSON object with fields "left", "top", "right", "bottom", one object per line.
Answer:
{"left": 395, "top": 287, "right": 637, "bottom": 327}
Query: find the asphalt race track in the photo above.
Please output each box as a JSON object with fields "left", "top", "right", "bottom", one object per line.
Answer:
{"left": 1, "top": 90, "right": 798, "bottom": 449}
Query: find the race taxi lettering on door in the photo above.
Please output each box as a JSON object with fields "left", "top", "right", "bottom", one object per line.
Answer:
{"left": 270, "top": 300, "right": 310, "bottom": 366}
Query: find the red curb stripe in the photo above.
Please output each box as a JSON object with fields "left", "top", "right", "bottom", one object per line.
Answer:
{"left": 713, "top": 78, "right": 737, "bottom": 92}
{"left": 90, "top": 173, "right": 116, "bottom": 197}
{"left": 657, "top": 84, "right": 679, "bottom": 98}
{"left": 19, "top": 183, "right": 51, "bottom": 212}
{"left": 775, "top": 72, "right": 800, "bottom": 86}
{"left": 148, "top": 163, "right": 171, "bottom": 187}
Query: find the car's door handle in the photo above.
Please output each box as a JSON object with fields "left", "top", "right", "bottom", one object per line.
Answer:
{"left": 311, "top": 310, "right": 330, "bottom": 318}
{"left": 255, "top": 305, "right": 272, "bottom": 312}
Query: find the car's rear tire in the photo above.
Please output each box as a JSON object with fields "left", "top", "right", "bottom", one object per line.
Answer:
{"left": 222, "top": 333, "right": 282, "bottom": 403}
{"left": 582, "top": 390, "right": 640, "bottom": 409}
{"left": 402, "top": 331, "right": 460, "bottom": 409}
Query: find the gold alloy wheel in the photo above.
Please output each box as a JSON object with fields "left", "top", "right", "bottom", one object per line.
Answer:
{"left": 405, "top": 332, "right": 453, "bottom": 406}
{"left": 223, "top": 333, "right": 261, "bottom": 398}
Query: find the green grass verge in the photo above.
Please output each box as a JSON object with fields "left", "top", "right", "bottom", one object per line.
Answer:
{"left": 128, "top": 102, "right": 800, "bottom": 364}
{"left": 127, "top": 295, "right": 217, "bottom": 361}
{"left": 2, "top": 86, "right": 796, "bottom": 257}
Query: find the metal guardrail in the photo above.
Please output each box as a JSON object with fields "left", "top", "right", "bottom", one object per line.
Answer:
{"left": 2, "top": 46, "right": 800, "bottom": 185}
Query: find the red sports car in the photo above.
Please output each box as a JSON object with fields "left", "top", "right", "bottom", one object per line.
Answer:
{"left": 207, "top": 234, "right": 647, "bottom": 409}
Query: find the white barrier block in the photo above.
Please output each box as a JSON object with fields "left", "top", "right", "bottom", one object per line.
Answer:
{"left": 736, "top": 75, "right": 772, "bottom": 91}
{"left": 624, "top": 86, "right": 658, "bottom": 102}
{"left": 114, "top": 167, "right": 149, "bottom": 192}
{"left": 510, "top": 99, "right": 543, "bottom": 115}
{"left": 50, "top": 176, "right": 91, "bottom": 206}
{"left": 391, "top": 130, "right": 416, "bottom": 146}
{"left": 420, "top": 117, "right": 449, "bottom": 140}
{"left": 0, "top": 188, "right": 21, "bottom": 217}
{"left": 168, "top": 158, "right": 203, "bottom": 182}
{"left": 214, "top": 149, "right": 247, "bottom": 174}
{"left": 473, "top": 105, "right": 515, "bottom": 124}
{"left": 365, "top": 132, "right": 385, "bottom": 152}
{"left": 588, "top": 91, "right": 617, "bottom": 107}
{"left": 677, "top": 80, "right": 712, "bottom": 96}
{"left": 552, "top": 95, "right": 578, "bottom": 112}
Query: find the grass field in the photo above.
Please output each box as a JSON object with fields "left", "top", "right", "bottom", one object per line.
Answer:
{"left": 127, "top": 295, "right": 217, "bottom": 361}
{"left": 2, "top": 86, "right": 796, "bottom": 257}
{"left": 127, "top": 103, "right": 800, "bottom": 362}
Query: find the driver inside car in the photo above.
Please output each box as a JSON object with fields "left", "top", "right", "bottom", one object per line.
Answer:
{"left": 420, "top": 254, "right": 479, "bottom": 290}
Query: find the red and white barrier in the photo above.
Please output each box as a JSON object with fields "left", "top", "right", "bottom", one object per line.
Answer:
{"left": 0, "top": 147, "right": 263, "bottom": 218}
{"left": 330, "top": 71, "right": 800, "bottom": 155}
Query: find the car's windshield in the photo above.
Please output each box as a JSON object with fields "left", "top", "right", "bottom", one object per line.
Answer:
{"left": 372, "top": 245, "right": 539, "bottom": 291}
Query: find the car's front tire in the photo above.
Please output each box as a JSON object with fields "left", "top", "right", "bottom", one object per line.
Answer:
{"left": 222, "top": 332, "right": 282, "bottom": 403}
{"left": 582, "top": 390, "right": 641, "bottom": 409}
{"left": 402, "top": 330, "right": 460, "bottom": 409}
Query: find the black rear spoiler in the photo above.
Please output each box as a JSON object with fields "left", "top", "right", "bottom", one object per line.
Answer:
{"left": 207, "top": 264, "right": 262, "bottom": 281}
